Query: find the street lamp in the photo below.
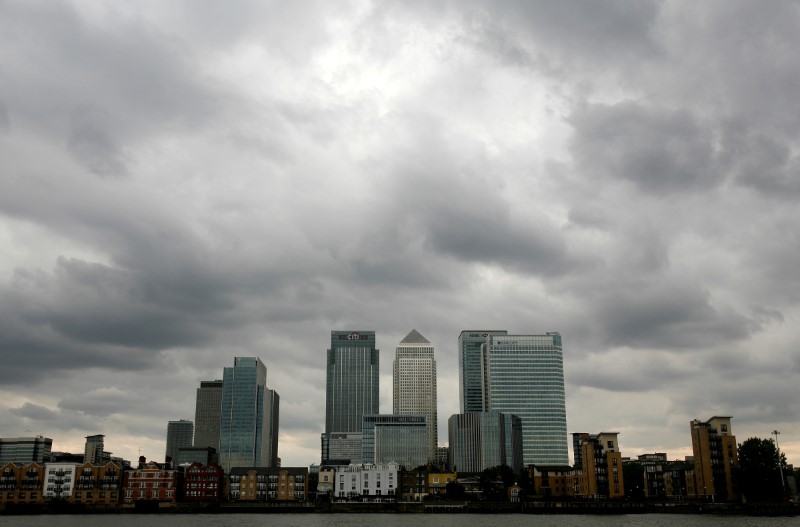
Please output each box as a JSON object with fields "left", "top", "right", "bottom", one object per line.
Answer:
{"left": 773, "top": 430, "right": 786, "bottom": 497}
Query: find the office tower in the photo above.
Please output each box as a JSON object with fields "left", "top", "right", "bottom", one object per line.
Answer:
{"left": 690, "top": 416, "right": 738, "bottom": 502}
{"left": 362, "top": 414, "right": 428, "bottom": 469}
{"left": 448, "top": 411, "right": 522, "bottom": 473}
{"left": 84, "top": 434, "right": 105, "bottom": 464}
{"left": 457, "top": 330, "right": 507, "bottom": 413}
{"left": 461, "top": 332, "right": 569, "bottom": 466}
{"left": 572, "top": 432, "right": 625, "bottom": 498}
{"left": 219, "top": 357, "right": 280, "bottom": 471}
{"left": 0, "top": 436, "right": 52, "bottom": 464}
{"left": 165, "top": 419, "right": 194, "bottom": 462}
{"left": 264, "top": 388, "right": 280, "bottom": 467}
{"left": 393, "top": 329, "right": 437, "bottom": 461}
{"left": 194, "top": 380, "right": 223, "bottom": 451}
{"left": 322, "top": 331, "right": 379, "bottom": 464}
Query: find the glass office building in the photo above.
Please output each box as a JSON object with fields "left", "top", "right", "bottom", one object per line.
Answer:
{"left": 0, "top": 436, "right": 52, "bottom": 464}
{"left": 448, "top": 411, "right": 522, "bottom": 473}
{"left": 165, "top": 419, "right": 194, "bottom": 462}
{"left": 484, "top": 333, "right": 568, "bottom": 466}
{"left": 220, "top": 357, "right": 279, "bottom": 471}
{"left": 322, "top": 331, "right": 379, "bottom": 464}
{"left": 458, "top": 330, "right": 507, "bottom": 413}
{"left": 362, "top": 414, "right": 428, "bottom": 469}
{"left": 194, "top": 380, "right": 223, "bottom": 451}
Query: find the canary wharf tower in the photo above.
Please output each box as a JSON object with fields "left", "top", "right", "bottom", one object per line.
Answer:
{"left": 322, "top": 330, "right": 379, "bottom": 464}
{"left": 459, "top": 330, "right": 569, "bottom": 466}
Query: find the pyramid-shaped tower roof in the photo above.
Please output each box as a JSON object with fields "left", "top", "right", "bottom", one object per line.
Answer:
{"left": 399, "top": 328, "right": 430, "bottom": 344}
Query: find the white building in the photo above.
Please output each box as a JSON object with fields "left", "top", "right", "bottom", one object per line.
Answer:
{"left": 43, "top": 463, "right": 77, "bottom": 499}
{"left": 393, "top": 329, "right": 438, "bottom": 461}
{"left": 333, "top": 462, "right": 399, "bottom": 501}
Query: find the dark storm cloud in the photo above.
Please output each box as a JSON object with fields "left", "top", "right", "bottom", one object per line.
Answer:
{"left": 67, "top": 109, "right": 130, "bottom": 177}
{"left": 727, "top": 132, "right": 800, "bottom": 197}
{"left": 449, "top": 0, "right": 662, "bottom": 74}
{"left": 0, "top": 0, "right": 234, "bottom": 171}
{"left": 9, "top": 403, "right": 59, "bottom": 422}
{"left": 594, "top": 280, "right": 754, "bottom": 350}
{"left": 2, "top": 0, "right": 800, "bottom": 465}
{"left": 569, "top": 102, "right": 722, "bottom": 193}
{"left": 0, "top": 99, "right": 9, "bottom": 131}
{"left": 370, "top": 115, "right": 586, "bottom": 279}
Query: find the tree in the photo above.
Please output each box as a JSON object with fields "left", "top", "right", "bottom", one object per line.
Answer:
{"left": 479, "top": 465, "right": 515, "bottom": 502}
{"left": 445, "top": 480, "right": 467, "bottom": 501}
{"left": 737, "top": 437, "right": 787, "bottom": 503}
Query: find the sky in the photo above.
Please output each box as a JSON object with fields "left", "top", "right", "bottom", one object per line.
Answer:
{"left": 1, "top": 0, "right": 799, "bottom": 469}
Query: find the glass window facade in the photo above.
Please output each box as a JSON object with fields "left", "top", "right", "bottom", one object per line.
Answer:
{"left": 220, "top": 357, "right": 278, "bottom": 471}
{"left": 447, "top": 411, "right": 521, "bottom": 473}
{"left": 362, "top": 414, "right": 427, "bottom": 469}
{"left": 194, "top": 380, "right": 223, "bottom": 451}
{"left": 458, "top": 331, "right": 507, "bottom": 413}
{"left": 485, "top": 334, "right": 568, "bottom": 466}
{"left": 165, "top": 420, "right": 193, "bottom": 462}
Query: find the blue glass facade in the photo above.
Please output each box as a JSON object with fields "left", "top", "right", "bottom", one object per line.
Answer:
{"left": 322, "top": 331, "right": 379, "bottom": 464}
{"left": 458, "top": 330, "right": 507, "bottom": 413}
{"left": 485, "top": 333, "right": 568, "bottom": 466}
{"left": 447, "top": 411, "right": 521, "bottom": 473}
{"left": 220, "top": 357, "right": 278, "bottom": 471}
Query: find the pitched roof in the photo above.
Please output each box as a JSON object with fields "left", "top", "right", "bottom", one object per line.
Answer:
{"left": 400, "top": 329, "right": 430, "bottom": 344}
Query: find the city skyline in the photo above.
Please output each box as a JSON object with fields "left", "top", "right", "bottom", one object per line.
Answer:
{"left": 2, "top": 1, "right": 799, "bottom": 469}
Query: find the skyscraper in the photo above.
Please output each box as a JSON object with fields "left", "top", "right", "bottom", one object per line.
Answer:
{"left": 194, "top": 380, "right": 223, "bottom": 452}
{"left": 165, "top": 419, "right": 193, "bottom": 463}
{"left": 459, "top": 331, "right": 569, "bottom": 466}
{"left": 219, "top": 357, "right": 280, "bottom": 471}
{"left": 448, "top": 411, "right": 522, "bottom": 473}
{"left": 322, "top": 330, "right": 379, "bottom": 464}
{"left": 84, "top": 434, "right": 105, "bottom": 464}
{"left": 393, "top": 329, "right": 438, "bottom": 461}
{"left": 457, "top": 330, "right": 507, "bottom": 413}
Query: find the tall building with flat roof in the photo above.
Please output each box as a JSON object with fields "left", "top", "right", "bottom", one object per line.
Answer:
{"left": 690, "top": 416, "right": 738, "bottom": 502}
{"left": 322, "top": 331, "right": 379, "bottom": 464}
{"left": 194, "top": 380, "right": 223, "bottom": 451}
{"left": 219, "top": 357, "right": 279, "bottom": 471}
{"left": 572, "top": 432, "right": 625, "bottom": 499}
{"left": 0, "top": 436, "right": 52, "bottom": 464}
{"left": 84, "top": 434, "right": 105, "bottom": 465}
{"left": 484, "top": 333, "right": 568, "bottom": 466}
{"left": 362, "top": 414, "right": 428, "bottom": 469}
{"left": 393, "top": 329, "right": 437, "bottom": 461}
{"left": 448, "top": 411, "right": 522, "bottom": 474}
{"left": 458, "top": 330, "right": 507, "bottom": 413}
{"left": 460, "top": 331, "right": 568, "bottom": 466}
{"left": 165, "top": 420, "right": 194, "bottom": 463}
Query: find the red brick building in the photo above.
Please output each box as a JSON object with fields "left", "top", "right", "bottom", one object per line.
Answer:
{"left": 183, "top": 462, "right": 224, "bottom": 502}
{"left": 122, "top": 459, "right": 182, "bottom": 507}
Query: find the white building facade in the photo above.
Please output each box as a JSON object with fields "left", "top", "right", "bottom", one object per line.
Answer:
{"left": 43, "top": 463, "right": 77, "bottom": 499}
{"left": 333, "top": 462, "right": 399, "bottom": 501}
{"left": 393, "top": 329, "right": 438, "bottom": 461}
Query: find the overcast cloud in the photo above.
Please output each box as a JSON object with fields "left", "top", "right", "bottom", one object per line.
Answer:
{"left": 2, "top": 0, "right": 799, "bottom": 467}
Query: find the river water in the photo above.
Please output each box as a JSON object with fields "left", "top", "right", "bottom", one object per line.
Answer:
{"left": 2, "top": 514, "right": 798, "bottom": 527}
